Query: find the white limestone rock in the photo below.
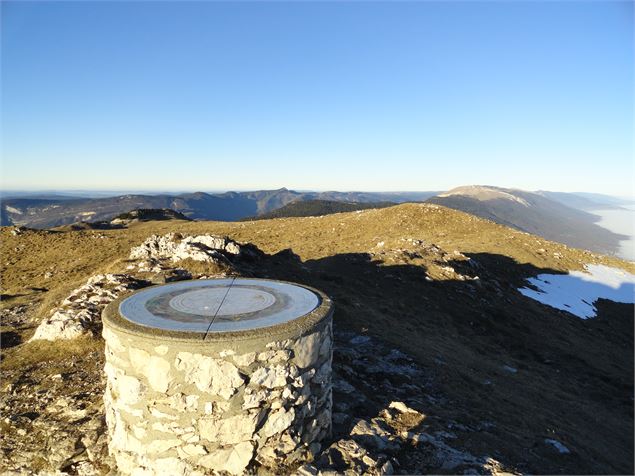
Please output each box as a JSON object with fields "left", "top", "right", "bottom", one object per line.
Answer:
{"left": 30, "top": 273, "right": 145, "bottom": 342}
{"left": 388, "top": 401, "right": 418, "bottom": 414}
{"left": 145, "top": 438, "right": 182, "bottom": 455}
{"left": 109, "top": 409, "right": 145, "bottom": 453}
{"left": 292, "top": 369, "right": 316, "bottom": 388}
{"left": 266, "top": 339, "right": 292, "bottom": 350}
{"left": 242, "top": 388, "right": 267, "bottom": 410}
{"left": 104, "top": 363, "right": 144, "bottom": 406}
{"left": 103, "top": 328, "right": 127, "bottom": 353}
{"left": 175, "top": 352, "right": 244, "bottom": 399}
{"left": 129, "top": 348, "right": 173, "bottom": 393}
{"left": 257, "top": 350, "right": 291, "bottom": 364}
{"left": 30, "top": 310, "right": 88, "bottom": 341}
{"left": 261, "top": 407, "right": 296, "bottom": 439}
{"left": 350, "top": 419, "right": 395, "bottom": 451}
{"left": 154, "top": 345, "right": 169, "bottom": 355}
{"left": 250, "top": 365, "right": 289, "bottom": 389}
{"left": 177, "top": 444, "right": 207, "bottom": 458}
{"left": 186, "top": 235, "right": 242, "bottom": 255}
{"left": 198, "top": 442, "right": 254, "bottom": 475}
{"left": 313, "top": 360, "right": 331, "bottom": 385}
{"left": 144, "top": 456, "right": 195, "bottom": 476}
{"left": 293, "top": 331, "right": 323, "bottom": 368}
{"left": 318, "top": 331, "right": 332, "bottom": 360}
{"left": 150, "top": 407, "right": 179, "bottom": 420}
{"left": 130, "top": 233, "right": 245, "bottom": 264}
{"left": 233, "top": 352, "right": 257, "bottom": 367}
{"left": 199, "top": 412, "right": 260, "bottom": 444}
{"left": 184, "top": 394, "right": 199, "bottom": 411}
{"left": 147, "top": 357, "right": 173, "bottom": 392}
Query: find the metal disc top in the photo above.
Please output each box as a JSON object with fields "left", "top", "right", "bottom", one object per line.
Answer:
{"left": 119, "top": 279, "right": 321, "bottom": 333}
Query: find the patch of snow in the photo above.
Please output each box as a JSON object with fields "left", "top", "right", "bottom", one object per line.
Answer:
{"left": 5, "top": 206, "right": 22, "bottom": 214}
{"left": 544, "top": 438, "right": 570, "bottom": 454}
{"left": 518, "top": 264, "right": 635, "bottom": 319}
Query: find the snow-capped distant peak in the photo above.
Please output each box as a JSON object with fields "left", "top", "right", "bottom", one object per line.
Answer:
{"left": 437, "top": 186, "right": 530, "bottom": 207}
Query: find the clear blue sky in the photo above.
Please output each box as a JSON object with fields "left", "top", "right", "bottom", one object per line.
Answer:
{"left": 1, "top": 1, "right": 633, "bottom": 195}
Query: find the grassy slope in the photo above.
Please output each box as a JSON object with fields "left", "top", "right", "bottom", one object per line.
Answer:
{"left": 1, "top": 203, "right": 633, "bottom": 474}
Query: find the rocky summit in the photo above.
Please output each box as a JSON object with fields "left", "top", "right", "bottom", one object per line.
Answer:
{"left": 1, "top": 203, "right": 633, "bottom": 475}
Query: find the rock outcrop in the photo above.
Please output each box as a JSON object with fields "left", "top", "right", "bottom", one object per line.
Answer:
{"left": 300, "top": 332, "right": 509, "bottom": 476}
{"left": 127, "top": 233, "right": 264, "bottom": 281}
{"left": 129, "top": 233, "right": 249, "bottom": 263}
{"left": 30, "top": 274, "right": 148, "bottom": 341}
{"left": 29, "top": 234, "right": 267, "bottom": 343}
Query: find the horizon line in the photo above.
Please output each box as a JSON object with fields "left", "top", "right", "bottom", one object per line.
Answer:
{"left": 1, "top": 186, "right": 634, "bottom": 201}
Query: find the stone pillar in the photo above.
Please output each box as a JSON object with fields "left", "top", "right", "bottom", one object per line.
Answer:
{"left": 101, "top": 279, "right": 333, "bottom": 476}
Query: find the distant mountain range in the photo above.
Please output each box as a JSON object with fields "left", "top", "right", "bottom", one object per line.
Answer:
{"left": 0, "top": 188, "right": 437, "bottom": 229}
{"left": 1, "top": 185, "right": 631, "bottom": 258}
{"left": 426, "top": 185, "right": 629, "bottom": 256}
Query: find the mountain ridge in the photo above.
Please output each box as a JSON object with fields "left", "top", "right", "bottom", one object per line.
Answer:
{"left": 426, "top": 185, "right": 628, "bottom": 256}
{"left": 2, "top": 185, "right": 630, "bottom": 260}
{"left": 0, "top": 189, "right": 437, "bottom": 228}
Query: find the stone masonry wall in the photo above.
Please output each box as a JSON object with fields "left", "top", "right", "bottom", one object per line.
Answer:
{"left": 102, "top": 318, "right": 333, "bottom": 476}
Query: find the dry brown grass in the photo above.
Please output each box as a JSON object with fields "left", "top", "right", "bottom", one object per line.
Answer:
{"left": 1, "top": 336, "right": 103, "bottom": 371}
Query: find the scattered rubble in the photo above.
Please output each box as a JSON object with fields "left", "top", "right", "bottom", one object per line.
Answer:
{"left": 305, "top": 331, "right": 511, "bottom": 476}
{"left": 371, "top": 239, "right": 480, "bottom": 282}
{"left": 0, "top": 348, "right": 111, "bottom": 475}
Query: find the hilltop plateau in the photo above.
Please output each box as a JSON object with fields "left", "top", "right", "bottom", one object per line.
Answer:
{"left": 1, "top": 203, "right": 633, "bottom": 475}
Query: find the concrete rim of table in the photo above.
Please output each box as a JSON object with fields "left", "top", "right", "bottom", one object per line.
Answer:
{"left": 102, "top": 278, "right": 333, "bottom": 345}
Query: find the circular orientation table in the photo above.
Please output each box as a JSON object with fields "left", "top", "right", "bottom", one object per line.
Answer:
{"left": 118, "top": 278, "right": 322, "bottom": 334}
{"left": 102, "top": 278, "right": 333, "bottom": 476}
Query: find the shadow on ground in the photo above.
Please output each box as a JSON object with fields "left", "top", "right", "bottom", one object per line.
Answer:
{"left": 255, "top": 249, "right": 634, "bottom": 475}
{"left": 1, "top": 241, "right": 632, "bottom": 475}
